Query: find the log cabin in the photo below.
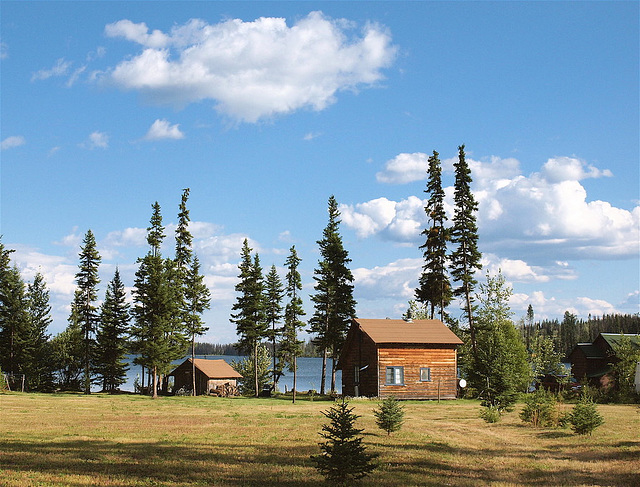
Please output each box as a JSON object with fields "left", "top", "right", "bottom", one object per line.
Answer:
{"left": 168, "top": 358, "right": 242, "bottom": 396}
{"left": 338, "top": 318, "right": 464, "bottom": 400}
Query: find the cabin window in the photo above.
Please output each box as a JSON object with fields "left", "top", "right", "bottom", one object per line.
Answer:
{"left": 385, "top": 366, "right": 404, "bottom": 385}
{"left": 420, "top": 367, "right": 432, "bottom": 382}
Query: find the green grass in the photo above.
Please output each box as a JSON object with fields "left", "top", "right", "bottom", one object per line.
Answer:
{"left": 0, "top": 393, "right": 638, "bottom": 486}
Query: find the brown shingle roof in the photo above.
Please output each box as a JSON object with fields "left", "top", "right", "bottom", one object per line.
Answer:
{"left": 355, "top": 318, "right": 463, "bottom": 345}
{"left": 190, "top": 358, "right": 242, "bottom": 379}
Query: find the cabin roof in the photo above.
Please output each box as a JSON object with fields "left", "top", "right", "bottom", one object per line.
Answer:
{"left": 573, "top": 343, "right": 607, "bottom": 359}
{"left": 599, "top": 333, "right": 640, "bottom": 351}
{"left": 171, "top": 358, "right": 242, "bottom": 379}
{"left": 355, "top": 318, "right": 463, "bottom": 345}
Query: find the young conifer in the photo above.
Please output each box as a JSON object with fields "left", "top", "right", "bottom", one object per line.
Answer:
{"left": 374, "top": 396, "right": 405, "bottom": 435}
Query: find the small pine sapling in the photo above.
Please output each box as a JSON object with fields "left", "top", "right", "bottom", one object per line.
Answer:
{"left": 568, "top": 396, "right": 604, "bottom": 435}
{"left": 311, "top": 400, "right": 378, "bottom": 485}
{"left": 374, "top": 396, "right": 405, "bottom": 435}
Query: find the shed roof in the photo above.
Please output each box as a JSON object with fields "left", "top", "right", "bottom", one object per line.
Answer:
{"left": 573, "top": 343, "right": 607, "bottom": 359}
{"left": 355, "top": 318, "right": 463, "bottom": 345}
{"left": 599, "top": 333, "right": 640, "bottom": 351}
{"left": 172, "top": 358, "right": 242, "bottom": 379}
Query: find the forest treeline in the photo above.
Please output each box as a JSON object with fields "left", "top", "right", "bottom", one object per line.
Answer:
{"left": 193, "top": 340, "right": 321, "bottom": 357}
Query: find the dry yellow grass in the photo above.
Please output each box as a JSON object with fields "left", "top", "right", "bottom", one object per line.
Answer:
{"left": 0, "top": 393, "right": 638, "bottom": 486}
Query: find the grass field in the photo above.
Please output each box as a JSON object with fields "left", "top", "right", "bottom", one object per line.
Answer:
{"left": 0, "top": 393, "right": 638, "bottom": 486}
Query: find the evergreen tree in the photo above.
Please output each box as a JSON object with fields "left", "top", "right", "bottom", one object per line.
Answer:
{"left": 264, "top": 264, "right": 284, "bottom": 391}
{"left": 184, "top": 255, "right": 211, "bottom": 395}
{"left": 51, "top": 319, "right": 84, "bottom": 390}
{"left": 131, "top": 202, "right": 186, "bottom": 398}
{"left": 230, "top": 344, "right": 271, "bottom": 396}
{"left": 309, "top": 196, "right": 356, "bottom": 394}
{"left": 231, "top": 239, "right": 268, "bottom": 397}
{"left": 24, "top": 272, "right": 55, "bottom": 391}
{"left": 450, "top": 145, "right": 482, "bottom": 357}
{"left": 72, "top": 230, "right": 101, "bottom": 394}
{"left": 416, "top": 150, "right": 452, "bottom": 321}
{"left": 0, "top": 264, "right": 29, "bottom": 378}
{"left": 94, "top": 268, "right": 130, "bottom": 393}
{"left": 280, "top": 246, "right": 306, "bottom": 403}
{"left": 312, "top": 400, "right": 378, "bottom": 485}
{"left": 373, "top": 396, "right": 405, "bottom": 435}
{"left": 568, "top": 395, "right": 604, "bottom": 435}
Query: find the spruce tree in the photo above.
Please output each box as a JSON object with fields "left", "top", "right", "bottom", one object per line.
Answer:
{"left": 310, "top": 196, "right": 356, "bottom": 394}
{"left": 231, "top": 239, "right": 268, "bottom": 397}
{"left": 374, "top": 396, "right": 405, "bottom": 435}
{"left": 312, "top": 400, "right": 378, "bottom": 485}
{"left": 0, "top": 264, "right": 29, "bottom": 379}
{"left": 450, "top": 145, "right": 482, "bottom": 357}
{"left": 95, "top": 268, "right": 130, "bottom": 392}
{"left": 25, "top": 272, "right": 55, "bottom": 391}
{"left": 416, "top": 150, "right": 452, "bottom": 321}
{"left": 131, "top": 202, "right": 185, "bottom": 398}
{"left": 184, "top": 255, "right": 211, "bottom": 395}
{"left": 280, "top": 246, "right": 306, "bottom": 403}
{"left": 264, "top": 264, "right": 284, "bottom": 391}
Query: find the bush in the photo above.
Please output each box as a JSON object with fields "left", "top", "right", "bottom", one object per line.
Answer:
{"left": 568, "top": 396, "right": 604, "bottom": 435}
{"left": 311, "top": 400, "right": 378, "bottom": 485}
{"left": 373, "top": 396, "right": 405, "bottom": 435}
{"left": 480, "top": 405, "right": 501, "bottom": 423}
{"left": 520, "top": 389, "right": 568, "bottom": 428}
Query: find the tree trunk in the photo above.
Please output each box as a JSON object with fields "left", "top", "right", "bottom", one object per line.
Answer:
{"left": 192, "top": 336, "right": 197, "bottom": 396}
{"left": 320, "top": 348, "right": 327, "bottom": 395}
{"left": 330, "top": 356, "right": 337, "bottom": 393}
{"left": 152, "top": 365, "right": 158, "bottom": 399}
{"left": 254, "top": 341, "right": 259, "bottom": 398}
{"left": 292, "top": 356, "right": 297, "bottom": 404}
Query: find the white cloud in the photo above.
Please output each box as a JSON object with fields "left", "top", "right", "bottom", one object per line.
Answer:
{"left": 1, "top": 135, "right": 26, "bottom": 150}
{"left": 31, "top": 58, "right": 72, "bottom": 81}
{"left": 101, "top": 12, "right": 397, "bottom": 122}
{"left": 376, "top": 152, "right": 429, "bottom": 184}
{"left": 143, "top": 119, "right": 185, "bottom": 140}
{"left": 303, "top": 132, "right": 322, "bottom": 141}
{"left": 0, "top": 42, "right": 7, "bottom": 59}
{"left": 82, "top": 131, "right": 109, "bottom": 149}
{"left": 343, "top": 153, "right": 639, "bottom": 261}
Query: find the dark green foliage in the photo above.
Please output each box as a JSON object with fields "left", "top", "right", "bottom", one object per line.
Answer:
{"left": 24, "top": 273, "right": 55, "bottom": 391}
{"left": 568, "top": 396, "right": 604, "bottom": 435}
{"left": 479, "top": 405, "right": 501, "bottom": 423}
{"left": 72, "top": 230, "right": 101, "bottom": 394}
{"left": 131, "top": 203, "right": 186, "bottom": 398}
{"left": 373, "top": 396, "right": 405, "bottom": 435}
{"left": 51, "top": 320, "right": 84, "bottom": 390}
{"left": 231, "top": 239, "right": 268, "bottom": 397}
{"left": 280, "top": 246, "right": 306, "bottom": 402}
{"left": 450, "top": 145, "right": 482, "bottom": 356}
{"left": 520, "top": 389, "right": 567, "bottom": 428}
{"left": 312, "top": 400, "right": 378, "bottom": 485}
{"left": 0, "top": 263, "right": 30, "bottom": 376}
{"left": 609, "top": 335, "right": 640, "bottom": 400}
{"left": 416, "top": 150, "right": 452, "bottom": 321}
{"left": 94, "top": 268, "right": 130, "bottom": 393}
{"left": 264, "top": 264, "right": 284, "bottom": 391}
{"left": 309, "top": 195, "right": 356, "bottom": 394}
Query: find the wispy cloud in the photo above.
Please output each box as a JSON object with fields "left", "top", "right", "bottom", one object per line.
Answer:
{"left": 31, "top": 58, "right": 72, "bottom": 82}
{"left": 1, "top": 135, "right": 26, "bottom": 150}
{"left": 143, "top": 119, "right": 184, "bottom": 141}
{"left": 81, "top": 131, "right": 109, "bottom": 150}
{"left": 101, "top": 12, "right": 397, "bottom": 123}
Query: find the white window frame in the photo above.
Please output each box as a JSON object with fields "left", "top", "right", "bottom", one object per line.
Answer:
{"left": 420, "top": 367, "right": 432, "bottom": 382}
{"left": 385, "top": 366, "right": 404, "bottom": 385}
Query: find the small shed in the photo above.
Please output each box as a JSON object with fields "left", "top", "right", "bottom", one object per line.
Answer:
{"left": 168, "top": 358, "right": 242, "bottom": 396}
{"left": 338, "top": 318, "right": 464, "bottom": 400}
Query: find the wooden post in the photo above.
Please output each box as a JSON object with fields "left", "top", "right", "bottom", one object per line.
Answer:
{"left": 438, "top": 379, "right": 441, "bottom": 403}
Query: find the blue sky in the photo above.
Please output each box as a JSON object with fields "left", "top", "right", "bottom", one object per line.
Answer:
{"left": 1, "top": 1, "right": 638, "bottom": 343}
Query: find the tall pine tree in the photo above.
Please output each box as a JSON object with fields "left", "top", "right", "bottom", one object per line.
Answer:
{"left": 450, "top": 145, "right": 482, "bottom": 357}
{"left": 280, "top": 246, "right": 305, "bottom": 403}
{"left": 0, "top": 263, "right": 29, "bottom": 379}
{"left": 72, "top": 230, "right": 101, "bottom": 394}
{"left": 184, "top": 255, "right": 211, "bottom": 395}
{"left": 131, "top": 202, "right": 185, "bottom": 398}
{"left": 231, "top": 239, "right": 268, "bottom": 397}
{"left": 264, "top": 264, "right": 284, "bottom": 391}
{"left": 416, "top": 150, "right": 452, "bottom": 321}
{"left": 95, "top": 268, "right": 130, "bottom": 393}
{"left": 25, "top": 272, "right": 55, "bottom": 391}
{"left": 310, "top": 196, "right": 356, "bottom": 394}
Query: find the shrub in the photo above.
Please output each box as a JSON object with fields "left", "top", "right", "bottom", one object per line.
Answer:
{"left": 568, "top": 396, "right": 604, "bottom": 435}
{"left": 311, "top": 400, "right": 378, "bottom": 485}
{"left": 480, "top": 405, "right": 501, "bottom": 423}
{"left": 373, "top": 396, "right": 405, "bottom": 435}
{"left": 520, "top": 389, "right": 568, "bottom": 428}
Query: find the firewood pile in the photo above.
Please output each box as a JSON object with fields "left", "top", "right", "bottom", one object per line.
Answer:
{"left": 210, "top": 382, "right": 239, "bottom": 397}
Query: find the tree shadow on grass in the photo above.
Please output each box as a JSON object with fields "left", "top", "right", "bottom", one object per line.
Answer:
{"left": 0, "top": 438, "right": 321, "bottom": 486}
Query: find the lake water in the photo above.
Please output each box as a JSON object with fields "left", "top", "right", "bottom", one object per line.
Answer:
{"left": 120, "top": 355, "right": 341, "bottom": 394}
